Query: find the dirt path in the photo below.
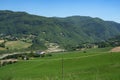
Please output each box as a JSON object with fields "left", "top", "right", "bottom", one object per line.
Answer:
{"left": 0, "top": 52, "right": 27, "bottom": 59}
{"left": 110, "top": 46, "right": 120, "bottom": 52}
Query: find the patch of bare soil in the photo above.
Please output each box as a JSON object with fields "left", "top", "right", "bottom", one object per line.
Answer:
{"left": 45, "top": 43, "right": 65, "bottom": 53}
{"left": 110, "top": 47, "right": 120, "bottom": 52}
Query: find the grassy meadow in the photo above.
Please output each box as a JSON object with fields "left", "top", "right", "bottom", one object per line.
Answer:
{"left": 0, "top": 48, "right": 120, "bottom": 80}
{"left": 5, "top": 41, "right": 32, "bottom": 50}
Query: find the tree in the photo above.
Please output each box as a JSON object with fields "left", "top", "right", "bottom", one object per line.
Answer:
{"left": 0, "top": 42, "right": 5, "bottom": 48}
{"left": 30, "top": 37, "right": 47, "bottom": 50}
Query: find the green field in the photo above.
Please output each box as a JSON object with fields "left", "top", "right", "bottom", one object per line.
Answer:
{"left": 0, "top": 48, "right": 120, "bottom": 80}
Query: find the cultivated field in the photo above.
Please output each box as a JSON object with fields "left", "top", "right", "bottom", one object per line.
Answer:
{"left": 0, "top": 48, "right": 120, "bottom": 80}
{"left": 5, "top": 41, "right": 32, "bottom": 50}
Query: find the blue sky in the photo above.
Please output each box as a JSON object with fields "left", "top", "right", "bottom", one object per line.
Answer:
{"left": 0, "top": 0, "right": 120, "bottom": 23}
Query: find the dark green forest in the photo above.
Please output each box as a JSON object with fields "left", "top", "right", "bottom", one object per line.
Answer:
{"left": 0, "top": 10, "right": 120, "bottom": 50}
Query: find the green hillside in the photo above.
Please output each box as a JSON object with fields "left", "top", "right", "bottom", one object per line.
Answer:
{"left": 0, "top": 10, "right": 120, "bottom": 49}
{"left": 0, "top": 48, "right": 120, "bottom": 80}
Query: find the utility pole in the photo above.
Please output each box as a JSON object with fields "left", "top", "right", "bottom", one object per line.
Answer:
{"left": 62, "top": 54, "right": 64, "bottom": 80}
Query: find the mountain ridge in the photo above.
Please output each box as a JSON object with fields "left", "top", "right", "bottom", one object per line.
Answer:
{"left": 0, "top": 10, "right": 120, "bottom": 49}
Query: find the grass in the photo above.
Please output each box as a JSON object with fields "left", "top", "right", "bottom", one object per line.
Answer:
{"left": 0, "top": 48, "right": 120, "bottom": 80}
{"left": 5, "top": 41, "right": 32, "bottom": 50}
{"left": 0, "top": 47, "right": 5, "bottom": 50}
{"left": 85, "top": 47, "right": 113, "bottom": 53}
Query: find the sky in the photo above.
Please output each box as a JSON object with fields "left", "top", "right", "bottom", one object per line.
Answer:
{"left": 0, "top": 0, "right": 120, "bottom": 23}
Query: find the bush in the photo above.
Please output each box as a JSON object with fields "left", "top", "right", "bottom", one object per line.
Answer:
{"left": 83, "top": 51, "right": 87, "bottom": 53}
{"left": 40, "top": 54, "right": 45, "bottom": 57}
{"left": 28, "top": 51, "right": 34, "bottom": 57}
{"left": 46, "top": 53, "right": 52, "bottom": 57}
{"left": 33, "top": 54, "right": 40, "bottom": 57}
{"left": 7, "top": 61, "right": 13, "bottom": 64}
{"left": 1, "top": 61, "right": 7, "bottom": 66}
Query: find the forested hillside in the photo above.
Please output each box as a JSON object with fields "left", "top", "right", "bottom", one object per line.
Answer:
{"left": 0, "top": 10, "right": 120, "bottom": 49}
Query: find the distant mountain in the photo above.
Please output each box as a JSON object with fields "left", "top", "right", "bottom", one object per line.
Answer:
{"left": 0, "top": 10, "right": 120, "bottom": 49}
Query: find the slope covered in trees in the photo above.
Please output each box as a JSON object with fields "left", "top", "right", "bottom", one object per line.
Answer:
{"left": 0, "top": 10, "right": 120, "bottom": 49}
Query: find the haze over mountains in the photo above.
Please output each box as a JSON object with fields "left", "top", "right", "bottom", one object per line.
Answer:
{"left": 0, "top": 10, "right": 120, "bottom": 48}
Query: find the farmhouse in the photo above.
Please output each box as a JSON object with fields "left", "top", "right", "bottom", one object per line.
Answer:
{"left": 36, "top": 51, "right": 45, "bottom": 55}
{"left": 34, "top": 51, "right": 46, "bottom": 57}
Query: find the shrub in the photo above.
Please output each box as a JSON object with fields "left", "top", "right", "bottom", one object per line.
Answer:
{"left": 40, "top": 54, "right": 45, "bottom": 57}
{"left": 83, "top": 51, "right": 87, "bottom": 53}
{"left": 46, "top": 53, "right": 52, "bottom": 57}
